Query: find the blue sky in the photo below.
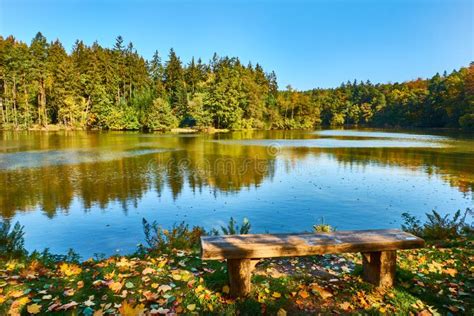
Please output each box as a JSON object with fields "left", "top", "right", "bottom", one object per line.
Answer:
{"left": 1, "top": 0, "right": 472, "bottom": 90}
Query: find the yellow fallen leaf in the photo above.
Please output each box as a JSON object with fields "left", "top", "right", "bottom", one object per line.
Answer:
{"left": 9, "top": 296, "right": 30, "bottom": 313}
{"left": 27, "top": 303, "right": 41, "bottom": 314}
{"left": 339, "top": 301, "right": 352, "bottom": 311}
{"left": 59, "top": 263, "right": 82, "bottom": 277}
{"left": 222, "top": 285, "right": 230, "bottom": 294}
{"left": 195, "top": 285, "right": 205, "bottom": 293}
{"left": 172, "top": 274, "right": 182, "bottom": 281}
{"left": 272, "top": 292, "right": 281, "bottom": 298}
{"left": 187, "top": 304, "right": 196, "bottom": 311}
{"left": 108, "top": 281, "right": 123, "bottom": 293}
{"left": 443, "top": 268, "right": 458, "bottom": 277}
{"left": 277, "top": 308, "right": 287, "bottom": 316}
{"left": 311, "top": 284, "right": 333, "bottom": 299}
{"left": 9, "top": 290, "right": 24, "bottom": 298}
{"left": 118, "top": 301, "right": 144, "bottom": 316}
{"left": 142, "top": 267, "right": 154, "bottom": 275}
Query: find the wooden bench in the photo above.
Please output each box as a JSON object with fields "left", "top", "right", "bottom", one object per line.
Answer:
{"left": 201, "top": 229, "right": 424, "bottom": 297}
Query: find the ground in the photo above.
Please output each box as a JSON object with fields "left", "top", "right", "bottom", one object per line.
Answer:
{"left": 0, "top": 237, "right": 472, "bottom": 315}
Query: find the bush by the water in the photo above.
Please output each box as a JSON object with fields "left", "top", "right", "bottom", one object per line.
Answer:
{"left": 313, "top": 217, "right": 335, "bottom": 233}
{"left": 0, "top": 220, "right": 27, "bottom": 259}
{"left": 401, "top": 208, "right": 473, "bottom": 241}
{"left": 142, "top": 219, "right": 205, "bottom": 252}
{"left": 216, "top": 217, "right": 251, "bottom": 235}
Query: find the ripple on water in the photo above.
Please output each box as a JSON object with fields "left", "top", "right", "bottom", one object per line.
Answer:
{"left": 312, "top": 130, "right": 451, "bottom": 141}
{"left": 0, "top": 148, "right": 171, "bottom": 170}
{"left": 211, "top": 138, "right": 450, "bottom": 149}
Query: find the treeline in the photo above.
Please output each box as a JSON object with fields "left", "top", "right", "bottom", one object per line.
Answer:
{"left": 1, "top": 33, "right": 473, "bottom": 130}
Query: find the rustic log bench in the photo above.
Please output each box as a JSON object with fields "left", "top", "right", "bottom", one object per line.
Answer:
{"left": 201, "top": 229, "right": 424, "bottom": 297}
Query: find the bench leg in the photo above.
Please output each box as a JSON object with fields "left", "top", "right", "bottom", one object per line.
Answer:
{"left": 227, "top": 259, "right": 251, "bottom": 297}
{"left": 361, "top": 250, "right": 396, "bottom": 287}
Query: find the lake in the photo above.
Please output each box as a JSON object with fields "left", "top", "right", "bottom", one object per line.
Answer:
{"left": 1, "top": 129, "right": 473, "bottom": 258}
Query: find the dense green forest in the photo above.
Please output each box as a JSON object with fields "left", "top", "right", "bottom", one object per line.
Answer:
{"left": 1, "top": 33, "right": 473, "bottom": 130}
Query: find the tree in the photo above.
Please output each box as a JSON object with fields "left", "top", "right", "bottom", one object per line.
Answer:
{"left": 0, "top": 34, "right": 471, "bottom": 131}
{"left": 164, "top": 48, "right": 187, "bottom": 118}
{"left": 142, "top": 97, "right": 178, "bottom": 130}
{"left": 29, "top": 32, "right": 50, "bottom": 127}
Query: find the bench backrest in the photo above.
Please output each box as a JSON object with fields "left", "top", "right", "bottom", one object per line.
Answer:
{"left": 201, "top": 229, "right": 424, "bottom": 260}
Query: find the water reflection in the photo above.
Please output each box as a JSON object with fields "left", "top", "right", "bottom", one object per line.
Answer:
{"left": 0, "top": 130, "right": 473, "bottom": 220}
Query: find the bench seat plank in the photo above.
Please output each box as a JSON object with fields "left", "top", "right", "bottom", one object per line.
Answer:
{"left": 201, "top": 229, "right": 424, "bottom": 260}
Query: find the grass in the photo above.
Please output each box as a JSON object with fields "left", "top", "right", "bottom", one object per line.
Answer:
{"left": 0, "top": 214, "right": 472, "bottom": 315}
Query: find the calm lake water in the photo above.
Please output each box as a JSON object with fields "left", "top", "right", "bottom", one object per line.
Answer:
{"left": 1, "top": 129, "right": 473, "bottom": 258}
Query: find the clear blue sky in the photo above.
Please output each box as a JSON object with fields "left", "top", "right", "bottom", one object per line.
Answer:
{"left": 1, "top": 0, "right": 472, "bottom": 90}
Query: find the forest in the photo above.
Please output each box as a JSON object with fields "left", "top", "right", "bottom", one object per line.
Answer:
{"left": 1, "top": 33, "right": 473, "bottom": 131}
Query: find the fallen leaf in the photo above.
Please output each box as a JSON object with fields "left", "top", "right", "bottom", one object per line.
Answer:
{"left": 59, "top": 263, "right": 82, "bottom": 277}
{"left": 59, "top": 301, "right": 78, "bottom": 311}
{"left": 311, "top": 284, "right": 333, "bottom": 299}
{"left": 222, "top": 285, "right": 230, "bottom": 294}
{"left": 443, "top": 268, "right": 458, "bottom": 277}
{"left": 187, "top": 304, "right": 196, "bottom": 311}
{"left": 142, "top": 267, "right": 154, "bottom": 275}
{"left": 157, "top": 284, "right": 172, "bottom": 293}
{"left": 9, "top": 290, "right": 24, "bottom": 298}
{"left": 27, "top": 303, "right": 42, "bottom": 314}
{"left": 339, "top": 301, "right": 352, "bottom": 311}
{"left": 108, "top": 281, "right": 123, "bottom": 293}
{"left": 118, "top": 301, "right": 144, "bottom": 316}
{"left": 63, "top": 288, "right": 75, "bottom": 296}
{"left": 299, "top": 290, "right": 309, "bottom": 299}
{"left": 277, "top": 308, "right": 287, "bottom": 316}
{"left": 93, "top": 309, "right": 104, "bottom": 316}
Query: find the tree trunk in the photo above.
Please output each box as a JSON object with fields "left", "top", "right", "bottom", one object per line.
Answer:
{"left": 38, "top": 79, "right": 47, "bottom": 127}
{"left": 12, "top": 76, "right": 18, "bottom": 127}
{"left": 24, "top": 84, "right": 30, "bottom": 128}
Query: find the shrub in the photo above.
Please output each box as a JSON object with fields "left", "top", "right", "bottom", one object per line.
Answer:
{"left": 459, "top": 113, "right": 474, "bottom": 129}
{"left": 142, "top": 218, "right": 205, "bottom": 252}
{"left": 142, "top": 98, "right": 179, "bottom": 130}
{"left": 402, "top": 208, "right": 473, "bottom": 241}
{"left": 0, "top": 220, "right": 27, "bottom": 259}
{"left": 218, "top": 217, "right": 251, "bottom": 235}
{"left": 313, "top": 217, "right": 335, "bottom": 233}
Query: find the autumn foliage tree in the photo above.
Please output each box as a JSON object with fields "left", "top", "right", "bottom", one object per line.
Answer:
{"left": 0, "top": 33, "right": 472, "bottom": 130}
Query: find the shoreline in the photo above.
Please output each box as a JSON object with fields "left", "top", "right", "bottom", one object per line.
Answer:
{"left": 0, "top": 124, "right": 471, "bottom": 133}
